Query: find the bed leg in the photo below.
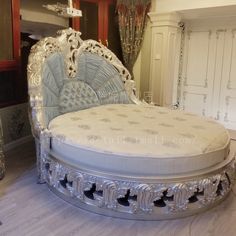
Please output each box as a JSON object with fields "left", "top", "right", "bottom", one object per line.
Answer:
{"left": 35, "top": 130, "right": 51, "bottom": 184}
{"left": 35, "top": 139, "right": 45, "bottom": 183}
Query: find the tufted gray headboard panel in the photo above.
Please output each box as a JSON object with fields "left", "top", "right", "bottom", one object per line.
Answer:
{"left": 41, "top": 51, "right": 132, "bottom": 127}
{"left": 28, "top": 28, "right": 137, "bottom": 136}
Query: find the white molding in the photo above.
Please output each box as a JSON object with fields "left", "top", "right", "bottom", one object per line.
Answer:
{"left": 179, "top": 21, "right": 236, "bottom": 130}
{"left": 3, "top": 135, "right": 34, "bottom": 152}
{"left": 184, "top": 30, "right": 211, "bottom": 88}
{"left": 229, "top": 129, "right": 236, "bottom": 140}
{"left": 227, "top": 30, "right": 236, "bottom": 90}
{"left": 182, "top": 91, "right": 208, "bottom": 116}
{"left": 154, "top": 0, "right": 236, "bottom": 14}
{"left": 148, "top": 12, "right": 182, "bottom": 106}
{"left": 148, "top": 12, "right": 181, "bottom": 27}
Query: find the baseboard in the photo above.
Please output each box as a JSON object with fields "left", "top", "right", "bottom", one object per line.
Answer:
{"left": 3, "top": 135, "right": 34, "bottom": 152}
{"left": 229, "top": 129, "right": 236, "bottom": 141}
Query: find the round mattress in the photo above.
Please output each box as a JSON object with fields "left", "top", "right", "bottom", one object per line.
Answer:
{"left": 48, "top": 104, "right": 230, "bottom": 176}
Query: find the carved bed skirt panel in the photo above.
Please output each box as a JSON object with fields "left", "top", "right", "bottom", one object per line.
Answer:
{"left": 44, "top": 152, "right": 236, "bottom": 220}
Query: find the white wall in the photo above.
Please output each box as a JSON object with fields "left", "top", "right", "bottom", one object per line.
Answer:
{"left": 133, "top": 52, "right": 142, "bottom": 99}
{"left": 155, "top": 0, "right": 236, "bottom": 13}
{"left": 133, "top": 20, "right": 152, "bottom": 99}
{"left": 133, "top": 3, "right": 154, "bottom": 99}
{"left": 140, "top": 20, "right": 152, "bottom": 99}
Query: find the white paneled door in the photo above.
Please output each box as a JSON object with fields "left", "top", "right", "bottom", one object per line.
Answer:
{"left": 180, "top": 22, "right": 236, "bottom": 130}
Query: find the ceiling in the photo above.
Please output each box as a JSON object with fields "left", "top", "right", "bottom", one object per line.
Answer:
{"left": 179, "top": 4, "right": 236, "bottom": 19}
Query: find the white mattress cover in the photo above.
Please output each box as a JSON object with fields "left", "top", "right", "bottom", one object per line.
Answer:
{"left": 49, "top": 104, "right": 230, "bottom": 175}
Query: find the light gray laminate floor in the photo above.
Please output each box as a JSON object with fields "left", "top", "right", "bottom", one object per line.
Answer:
{"left": 0, "top": 140, "right": 236, "bottom": 236}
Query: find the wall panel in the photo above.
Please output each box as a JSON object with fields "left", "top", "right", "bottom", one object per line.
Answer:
{"left": 227, "top": 30, "right": 236, "bottom": 90}
{"left": 151, "top": 32, "right": 164, "bottom": 105}
{"left": 182, "top": 92, "right": 207, "bottom": 116}
{"left": 185, "top": 31, "right": 211, "bottom": 88}
{"left": 180, "top": 25, "right": 236, "bottom": 129}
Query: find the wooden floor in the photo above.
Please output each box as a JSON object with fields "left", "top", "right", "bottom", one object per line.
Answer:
{"left": 0, "top": 141, "right": 236, "bottom": 236}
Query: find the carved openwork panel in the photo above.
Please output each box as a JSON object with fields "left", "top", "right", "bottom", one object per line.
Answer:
{"left": 77, "top": 39, "right": 131, "bottom": 82}
{"left": 43, "top": 157, "right": 236, "bottom": 218}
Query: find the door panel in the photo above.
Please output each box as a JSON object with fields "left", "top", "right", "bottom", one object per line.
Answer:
{"left": 218, "top": 29, "right": 236, "bottom": 129}
{"left": 79, "top": 1, "right": 99, "bottom": 40}
{"left": 72, "top": 0, "right": 123, "bottom": 62}
{"left": 0, "top": 0, "right": 22, "bottom": 107}
{"left": 180, "top": 25, "right": 236, "bottom": 129}
{"left": 0, "top": 71, "right": 17, "bottom": 104}
{"left": 184, "top": 31, "right": 211, "bottom": 88}
{"left": 181, "top": 30, "right": 215, "bottom": 118}
{"left": 0, "top": 0, "right": 13, "bottom": 60}
{"left": 107, "top": 2, "right": 123, "bottom": 62}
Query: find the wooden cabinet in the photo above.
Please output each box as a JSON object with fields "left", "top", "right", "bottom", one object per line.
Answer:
{"left": 72, "top": 0, "right": 123, "bottom": 61}
{"left": 0, "top": 0, "right": 24, "bottom": 107}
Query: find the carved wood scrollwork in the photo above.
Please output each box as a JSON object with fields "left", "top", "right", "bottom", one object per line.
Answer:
{"left": 43, "top": 158, "right": 236, "bottom": 217}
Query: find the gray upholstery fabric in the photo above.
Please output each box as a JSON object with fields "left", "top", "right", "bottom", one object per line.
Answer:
{"left": 41, "top": 53, "right": 65, "bottom": 126}
{"left": 41, "top": 51, "right": 132, "bottom": 127}
{"left": 59, "top": 80, "right": 99, "bottom": 113}
{"left": 75, "top": 52, "right": 131, "bottom": 106}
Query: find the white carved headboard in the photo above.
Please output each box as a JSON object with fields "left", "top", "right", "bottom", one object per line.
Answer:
{"left": 27, "top": 28, "right": 139, "bottom": 137}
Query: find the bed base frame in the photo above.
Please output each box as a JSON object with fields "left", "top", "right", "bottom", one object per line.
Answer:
{"left": 29, "top": 29, "right": 236, "bottom": 220}
{"left": 37, "top": 134, "right": 236, "bottom": 220}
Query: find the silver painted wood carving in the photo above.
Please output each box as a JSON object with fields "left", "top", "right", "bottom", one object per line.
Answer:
{"left": 27, "top": 28, "right": 236, "bottom": 220}
{"left": 45, "top": 155, "right": 236, "bottom": 220}
{"left": 36, "top": 129, "right": 236, "bottom": 220}
{"left": 27, "top": 28, "right": 138, "bottom": 137}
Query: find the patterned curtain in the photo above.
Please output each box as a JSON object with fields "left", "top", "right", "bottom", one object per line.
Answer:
{"left": 116, "top": 0, "right": 151, "bottom": 77}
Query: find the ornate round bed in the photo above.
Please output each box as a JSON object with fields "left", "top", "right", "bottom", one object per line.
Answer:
{"left": 27, "top": 28, "right": 236, "bottom": 220}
